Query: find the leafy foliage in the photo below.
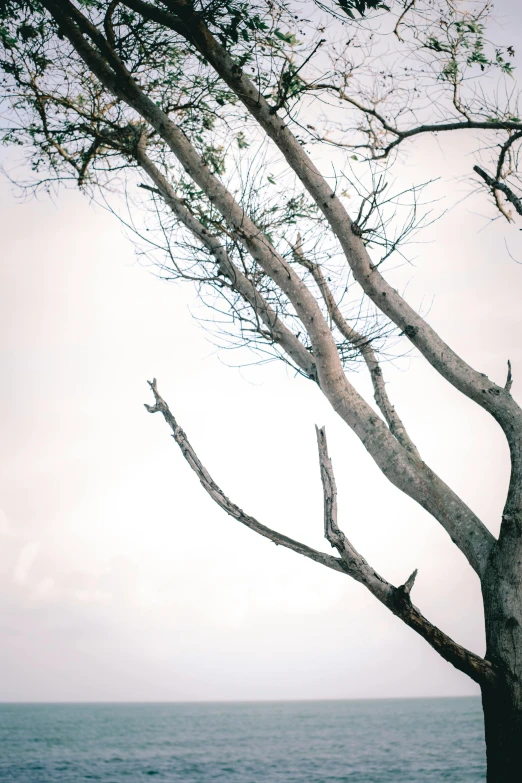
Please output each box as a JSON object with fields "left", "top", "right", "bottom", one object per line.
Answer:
{"left": 1, "top": 0, "right": 521, "bottom": 365}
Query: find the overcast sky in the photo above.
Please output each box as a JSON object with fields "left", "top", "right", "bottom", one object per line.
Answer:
{"left": 1, "top": 2, "right": 522, "bottom": 703}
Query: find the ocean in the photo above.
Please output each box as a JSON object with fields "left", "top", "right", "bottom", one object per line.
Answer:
{"left": 0, "top": 698, "right": 486, "bottom": 782}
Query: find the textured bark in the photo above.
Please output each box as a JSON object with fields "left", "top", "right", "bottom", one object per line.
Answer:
{"left": 135, "top": 141, "right": 317, "bottom": 380}
{"left": 25, "top": 3, "right": 522, "bottom": 777}
{"left": 146, "top": 378, "right": 496, "bottom": 688}
{"left": 137, "top": 0, "right": 522, "bottom": 554}
{"left": 144, "top": 379, "right": 348, "bottom": 575}
{"left": 294, "top": 240, "right": 420, "bottom": 459}
{"left": 481, "top": 505, "right": 522, "bottom": 781}
{"left": 43, "top": 0, "right": 496, "bottom": 576}
{"left": 123, "top": 0, "right": 520, "bottom": 419}
{"left": 481, "top": 684, "right": 522, "bottom": 782}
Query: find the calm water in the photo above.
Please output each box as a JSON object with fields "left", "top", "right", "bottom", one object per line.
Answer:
{"left": 0, "top": 698, "right": 486, "bottom": 782}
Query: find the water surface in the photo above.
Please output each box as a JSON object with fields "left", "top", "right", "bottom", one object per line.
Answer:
{"left": 0, "top": 698, "right": 486, "bottom": 781}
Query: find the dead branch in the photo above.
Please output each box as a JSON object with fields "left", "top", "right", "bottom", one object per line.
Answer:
{"left": 47, "top": 0, "right": 496, "bottom": 577}
{"left": 145, "top": 383, "right": 497, "bottom": 687}
{"left": 138, "top": 0, "right": 519, "bottom": 559}
{"left": 505, "top": 360, "right": 513, "bottom": 394}
{"left": 314, "top": 425, "right": 497, "bottom": 687}
{"left": 144, "top": 378, "right": 345, "bottom": 574}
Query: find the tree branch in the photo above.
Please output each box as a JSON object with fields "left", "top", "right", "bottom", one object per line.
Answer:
{"left": 120, "top": 0, "right": 514, "bottom": 569}
{"left": 294, "top": 237, "right": 420, "bottom": 459}
{"left": 505, "top": 360, "right": 513, "bottom": 394}
{"left": 473, "top": 165, "right": 522, "bottom": 219}
{"left": 314, "top": 425, "right": 497, "bottom": 687}
{"left": 145, "top": 381, "right": 497, "bottom": 688}
{"left": 144, "top": 378, "right": 345, "bottom": 574}
{"left": 301, "top": 83, "right": 522, "bottom": 152}
{"left": 135, "top": 140, "right": 317, "bottom": 380}
{"left": 46, "top": 0, "right": 496, "bottom": 577}
{"left": 132, "top": 0, "right": 521, "bottom": 442}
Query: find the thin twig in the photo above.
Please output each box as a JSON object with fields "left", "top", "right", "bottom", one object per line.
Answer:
{"left": 505, "top": 360, "right": 513, "bottom": 393}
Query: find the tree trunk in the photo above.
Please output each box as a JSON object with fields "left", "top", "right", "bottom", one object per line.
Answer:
{"left": 482, "top": 523, "right": 522, "bottom": 782}
{"left": 481, "top": 683, "right": 522, "bottom": 782}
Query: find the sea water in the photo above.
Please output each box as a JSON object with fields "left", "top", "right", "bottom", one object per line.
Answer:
{"left": 0, "top": 698, "right": 486, "bottom": 782}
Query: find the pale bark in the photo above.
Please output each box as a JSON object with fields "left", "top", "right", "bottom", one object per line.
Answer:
{"left": 293, "top": 238, "right": 419, "bottom": 459}
{"left": 146, "top": 378, "right": 496, "bottom": 688}
{"left": 135, "top": 141, "right": 317, "bottom": 380}
{"left": 18, "top": 3, "right": 522, "bottom": 779}
{"left": 144, "top": 378, "right": 346, "bottom": 574}
{"left": 119, "top": 1, "right": 511, "bottom": 408}
{"left": 43, "top": 0, "right": 497, "bottom": 580}
{"left": 133, "top": 0, "right": 522, "bottom": 532}
{"left": 140, "top": 140, "right": 413, "bottom": 456}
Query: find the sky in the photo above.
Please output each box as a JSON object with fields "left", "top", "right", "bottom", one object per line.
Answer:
{"left": 1, "top": 2, "right": 522, "bottom": 703}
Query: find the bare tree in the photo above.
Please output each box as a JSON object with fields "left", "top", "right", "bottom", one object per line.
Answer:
{"left": 1, "top": 1, "right": 521, "bottom": 779}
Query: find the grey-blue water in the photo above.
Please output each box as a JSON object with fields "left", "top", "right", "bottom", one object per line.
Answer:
{"left": 0, "top": 698, "right": 485, "bottom": 782}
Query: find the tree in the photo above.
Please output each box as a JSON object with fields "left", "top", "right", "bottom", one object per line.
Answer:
{"left": 1, "top": 0, "right": 521, "bottom": 779}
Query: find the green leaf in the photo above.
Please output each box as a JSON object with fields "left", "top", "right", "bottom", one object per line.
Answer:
{"left": 274, "top": 29, "right": 298, "bottom": 45}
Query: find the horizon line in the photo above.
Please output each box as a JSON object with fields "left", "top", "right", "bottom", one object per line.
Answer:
{"left": 0, "top": 694, "right": 480, "bottom": 705}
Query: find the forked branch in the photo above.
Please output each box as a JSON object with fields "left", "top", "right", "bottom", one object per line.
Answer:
{"left": 133, "top": 0, "right": 521, "bottom": 455}
{"left": 135, "top": 141, "right": 317, "bottom": 381}
{"left": 145, "top": 379, "right": 497, "bottom": 687}
{"left": 45, "top": 0, "right": 496, "bottom": 578}
{"left": 314, "top": 426, "right": 497, "bottom": 687}
{"left": 144, "top": 378, "right": 344, "bottom": 574}
{"left": 473, "top": 166, "right": 522, "bottom": 220}
{"left": 294, "top": 238, "right": 420, "bottom": 459}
